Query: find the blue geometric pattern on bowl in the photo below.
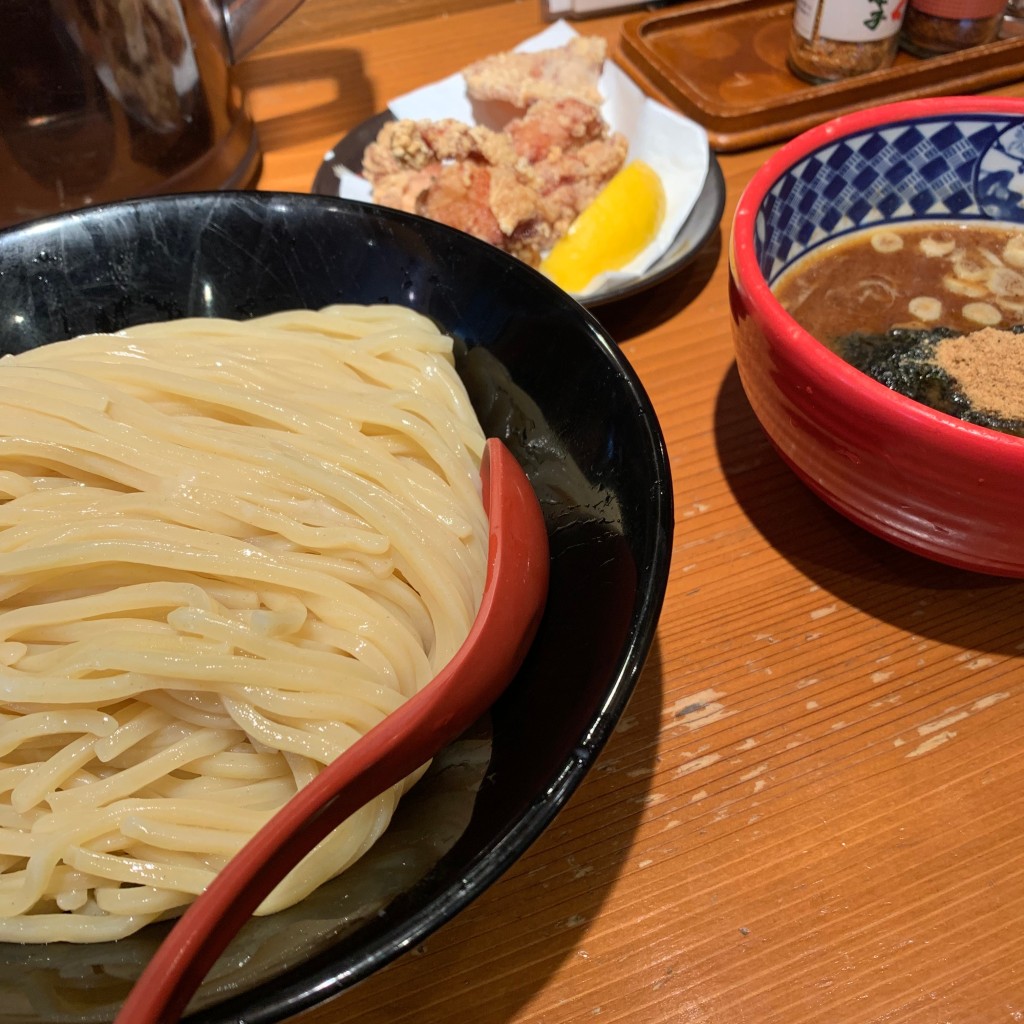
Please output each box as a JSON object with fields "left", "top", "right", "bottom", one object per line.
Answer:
{"left": 757, "top": 114, "right": 1024, "bottom": 285}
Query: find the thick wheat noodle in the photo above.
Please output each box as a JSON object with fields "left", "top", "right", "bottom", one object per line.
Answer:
{"left": 0, "top": 305, "right": 489, "bottom": 942}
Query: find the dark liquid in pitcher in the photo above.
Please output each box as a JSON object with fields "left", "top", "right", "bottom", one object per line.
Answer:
{"left": 0, "top": 0, "right": 260, "bottom": 227}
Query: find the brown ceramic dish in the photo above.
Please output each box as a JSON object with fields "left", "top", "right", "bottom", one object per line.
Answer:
{"left": 620, "top": 0, "right": 1024, "bottom": 150}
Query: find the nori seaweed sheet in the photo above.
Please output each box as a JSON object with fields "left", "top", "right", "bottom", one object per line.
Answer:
{"left": 834, "top": 325, "right": 1024, "bottom": 438}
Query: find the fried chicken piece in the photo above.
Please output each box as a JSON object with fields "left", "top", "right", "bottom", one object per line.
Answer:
{"left": 505, "top": 99, "right": 628, "bottom": 240}
{"left": 462, "top": 36, "right": 607, "bottom": 108}
{"left": 362, "top": 118, "right": 509, "bottom": 177}
{"left": 503, "top": 95, "right": 609, "bottom": 161}
{"left": 415, "top": 162, "right": 505, "bottom": 249}
{"left": 361, "top": 98, "right": 626, "bottom": 267}
{"left": 362, "top": 118, "right": 506, "bottom": 213}
{"left": 415, "top": 163, "right": 554, "bottom": 264}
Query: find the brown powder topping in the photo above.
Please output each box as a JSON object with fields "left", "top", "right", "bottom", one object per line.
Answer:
{"left": 934, "top": 328, "right": 1024, "bottom": 421}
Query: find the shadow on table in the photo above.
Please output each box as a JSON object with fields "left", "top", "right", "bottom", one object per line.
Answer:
{"left": 595, "top": 228, "right": 722, "bottom": 342}
{"left": 253, "top": 0, "right": 509, "bottom": 51}
{"left": 714, "top": 360, "right": 1024, "bottom": 656}
{"left": 328, "top": 646, "right": 664, "bottom": 1023}
{"left": 234, "top": 48, "right": 377, "bottom": 154}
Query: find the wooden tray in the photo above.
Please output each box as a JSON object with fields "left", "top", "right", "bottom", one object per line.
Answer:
{"left": 619, "top": 0, "right": 1024, "bottom": 151}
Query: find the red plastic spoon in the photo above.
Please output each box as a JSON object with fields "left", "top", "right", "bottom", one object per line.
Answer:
{"left": 115, "top": 437, "right": 549, "bottom": 1024}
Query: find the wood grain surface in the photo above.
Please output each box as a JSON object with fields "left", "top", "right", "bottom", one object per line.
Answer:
{"left": 239, "top": 8, "right": 1024, "bottom": 1021}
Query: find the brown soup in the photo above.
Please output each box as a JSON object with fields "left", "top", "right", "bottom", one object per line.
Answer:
{"left": 773, "top": 221, "right": 1024, "bottom": 348}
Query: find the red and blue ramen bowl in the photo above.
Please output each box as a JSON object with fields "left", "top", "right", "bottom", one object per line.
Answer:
{"left": 730, "top": 96, "right": 1024, "bottom": 577}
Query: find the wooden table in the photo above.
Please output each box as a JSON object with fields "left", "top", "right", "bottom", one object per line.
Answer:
{"left": 240, "top": 7, "right": 1024, "bottom": 1022}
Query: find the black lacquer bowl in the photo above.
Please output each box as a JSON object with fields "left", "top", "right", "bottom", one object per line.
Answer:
{"left": 0, "top": 193, "right": 672, "bottom": 1023}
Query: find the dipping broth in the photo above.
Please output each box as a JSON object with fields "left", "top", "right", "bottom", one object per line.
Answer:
{"left": 772, "top": 221, "right": 1024, "bottom": 436}
{"left": 774, "top": 221, "right": 1024, "bottom": 346}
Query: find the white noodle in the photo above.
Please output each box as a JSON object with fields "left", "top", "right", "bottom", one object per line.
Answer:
{"left": 0, "top": 305, "right": 488, "bottom": 942}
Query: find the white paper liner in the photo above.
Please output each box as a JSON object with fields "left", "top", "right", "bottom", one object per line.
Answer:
{"left": 330, "top": 21, "right": 710, "bottom": 299}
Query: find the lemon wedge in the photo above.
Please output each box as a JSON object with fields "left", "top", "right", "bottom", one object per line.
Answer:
{"left": 540, "top": 160, "right": 666, "bottom": 293}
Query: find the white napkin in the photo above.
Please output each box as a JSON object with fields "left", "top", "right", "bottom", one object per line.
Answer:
{"left": 331, "top": 21, "right": 710, "bottom": 298}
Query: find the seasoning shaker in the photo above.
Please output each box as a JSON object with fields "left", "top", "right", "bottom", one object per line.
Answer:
{"left": 788, "top": 0, "right": 908, "bottom": 84}
{"left": 900, "top": 0, "right": 1009, "bottom": 55}
{"left": 1000, "top": 0, "right": 1024, "bottom": 36}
